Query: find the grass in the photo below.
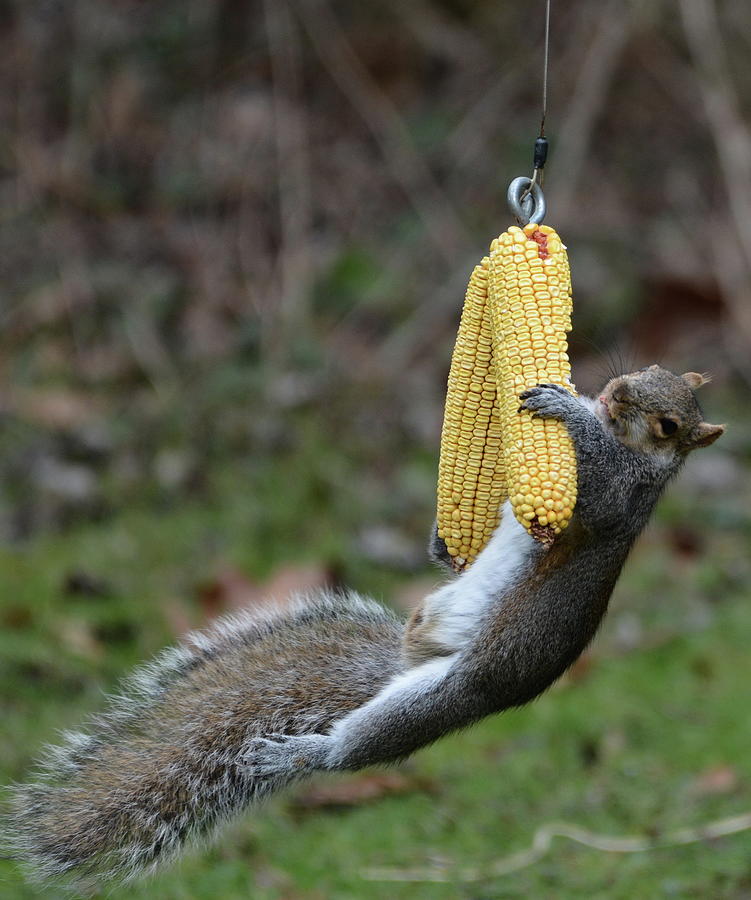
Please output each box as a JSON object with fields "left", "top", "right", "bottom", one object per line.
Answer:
{"left": 1, "top": 462, "right": 750, "bottom": 899}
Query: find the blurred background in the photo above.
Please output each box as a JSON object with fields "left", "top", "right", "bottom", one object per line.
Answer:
{"left": 1, "top": 1, "right": 750, "bottom": 897}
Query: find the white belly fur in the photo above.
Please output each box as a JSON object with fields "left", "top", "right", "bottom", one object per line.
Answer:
{"left": 420, "top": 500, "right": 536, "bottom": 654}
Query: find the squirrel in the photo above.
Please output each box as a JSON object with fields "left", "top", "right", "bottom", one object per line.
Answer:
{"left": 4, "top": 366, "right": 724, "bottom": 892}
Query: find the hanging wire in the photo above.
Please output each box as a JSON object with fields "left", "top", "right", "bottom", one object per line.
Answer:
{"left": 540, "top": 0, "right": 550, "bottom": 140}
{"left": 508, "top": 0, "right": 551, "bottom": 225}
{"left": 529, "top": 0, "right": 551, "bottom": 189}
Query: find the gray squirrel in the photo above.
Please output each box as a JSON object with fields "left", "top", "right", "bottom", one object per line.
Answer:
{"left": 5, "top": 366, "right": 724, "bottom": 891}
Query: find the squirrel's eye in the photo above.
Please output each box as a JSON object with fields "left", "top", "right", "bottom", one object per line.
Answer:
{"left": 659, "top": 418, "right": 678, "bottom": 436}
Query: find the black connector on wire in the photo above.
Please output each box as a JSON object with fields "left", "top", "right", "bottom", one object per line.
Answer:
{"left": 533, "top": 137, "right": 548, "bottom": 172}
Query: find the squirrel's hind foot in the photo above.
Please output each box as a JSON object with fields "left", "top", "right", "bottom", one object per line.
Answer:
{"left": 238, "top": 733, "right": 331, "bottom": 778}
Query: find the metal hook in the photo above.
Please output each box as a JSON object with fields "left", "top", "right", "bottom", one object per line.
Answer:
{"left": 507, "top": 176, "right": 546, "bottom": 226}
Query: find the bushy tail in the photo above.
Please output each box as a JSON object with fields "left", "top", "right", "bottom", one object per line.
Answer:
{"left": 4, "top": 593, "right": 403, "bottom": 891}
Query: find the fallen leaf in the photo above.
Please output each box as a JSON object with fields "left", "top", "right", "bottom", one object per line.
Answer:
{"left": 197, "top": 563, "right": 335, "bottom": 622}
{"left": 691, "top": 764, "right": 739, "bottom": 797}
{"left": 197, "top": 566, "right": 265, "bottom": 620}
{"left": 667, "top": 525, "right": 703, "bottom": 559}
{"left": 289, "top": 771, "right": 433, "bottom": 814}
{"left": 266, "top": 563, "right": 335, "bottom": 602}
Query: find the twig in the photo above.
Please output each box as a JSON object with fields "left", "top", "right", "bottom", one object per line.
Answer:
{"left": 544, "top": 0, "right": 630, "bottom": 220}
{"left": 361, "top": 810, "right": 751, "bottom": 883}
{"left": 395, "top": 0, "right": 495, "bottom": 69}
{"left": 294, "top": 0, "right": 471, "bottom": 263}
{"left": 263, "top": 0, "right": 314, "bottom": 362}
{"left": 445, "top": 70, "right": 523, "bottom": 171}
{"left": 373, "top": 258, "right": 477, "bottom": 373}
{"left": 709, "top": 214, "right": 751, "bottom": 387}
{"left": 679, "top": 0, "right": 751, "bottom": 350}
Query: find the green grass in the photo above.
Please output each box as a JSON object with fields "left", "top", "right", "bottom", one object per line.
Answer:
{"left": 1, "top": 474, "right": 750, "bottom": 899}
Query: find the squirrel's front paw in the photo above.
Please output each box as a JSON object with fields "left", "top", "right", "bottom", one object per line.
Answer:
{"left": 238, "top": 733, "right": 331, "bottom": 779}
{"left": 519, "top": 384, "right": 575, "bottom": 419}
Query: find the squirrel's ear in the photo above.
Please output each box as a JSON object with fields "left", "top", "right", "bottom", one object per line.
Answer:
{"left": 691, "top": 422, "right": 725, "bottom": 448}
{"left": 681, "top": 372, "right": 711, "bottom": 389}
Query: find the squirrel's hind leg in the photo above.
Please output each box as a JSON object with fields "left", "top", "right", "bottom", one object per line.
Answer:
{"left": 237, "top": 652, "right": 487, "bottom": 777}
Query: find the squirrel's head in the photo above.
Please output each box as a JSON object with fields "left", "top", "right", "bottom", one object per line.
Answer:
{"left": 595, "top": 365, "right": 725, "bottom": 457}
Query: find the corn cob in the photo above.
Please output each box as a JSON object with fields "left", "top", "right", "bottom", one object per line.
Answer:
{"left": 436, "top": 222, "right": 577, "bottom": 569}
{"left": 488, "top": 222, "right": 577, "bottom": 543}
{"left": 436, "top": 258, "right": 506, "bottom": 570}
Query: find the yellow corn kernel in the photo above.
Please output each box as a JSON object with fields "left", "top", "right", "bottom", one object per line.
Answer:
{"left": 436, "top": 258, "right": 507, "bottom": 570}
{"left": 487, "top": 223, "right": 577, "bottom": 542}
